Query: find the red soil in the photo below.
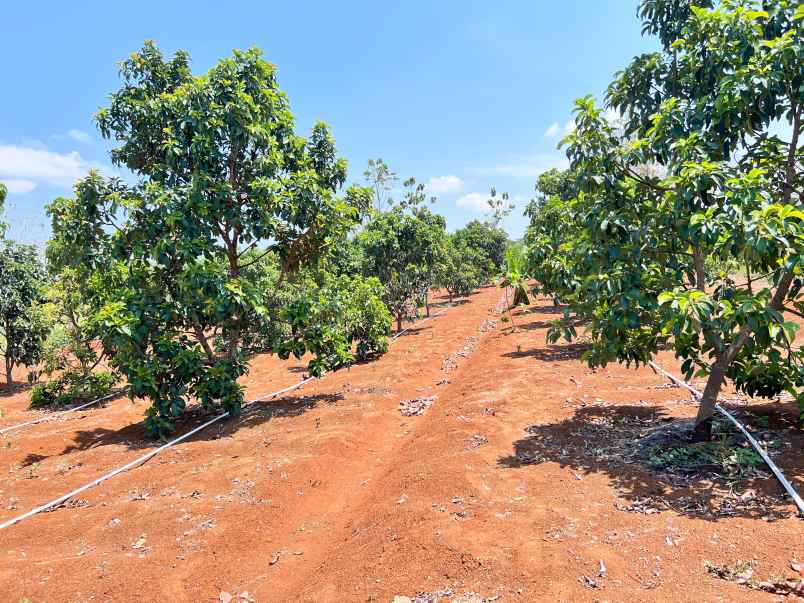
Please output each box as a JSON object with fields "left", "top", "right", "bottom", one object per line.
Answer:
{"left": 0, "top": 287, "right": 801, "bottom": 602}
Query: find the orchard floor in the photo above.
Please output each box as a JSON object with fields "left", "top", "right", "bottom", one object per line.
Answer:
{"left": 0, "top": 287, "right": 802, "bottom": 602}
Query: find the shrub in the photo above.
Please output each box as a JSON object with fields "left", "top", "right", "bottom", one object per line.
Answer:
{"left": 30, "top": 370, "right": 116, "bottom": 408}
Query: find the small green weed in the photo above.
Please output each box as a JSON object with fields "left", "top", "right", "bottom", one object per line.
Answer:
{"left": 648, "top": 432, "right": 763, "bottom": 478}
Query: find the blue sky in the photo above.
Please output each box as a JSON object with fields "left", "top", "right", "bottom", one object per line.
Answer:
{"left": 0, "top": 1, "right": 656, "bottom": 245}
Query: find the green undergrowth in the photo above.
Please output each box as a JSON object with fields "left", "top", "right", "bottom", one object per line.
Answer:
{"left": 30, "top": 370, "right": 116, "bottom": 408}
{"left": 646, "top": 420, "right": 774, "bottom": 479}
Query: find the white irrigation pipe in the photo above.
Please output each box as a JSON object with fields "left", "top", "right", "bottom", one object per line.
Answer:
{"left": 0, "top": 306, "right": 455, "bottom": 530}
{"left": 392, "top": 307, "right": 448, "bottom": 341}
{"left": 0, "top": 377, "right": 316, "bottom": 531}
{"left": 648, "top": 360, "right": 804, "bottom": 517}
{"left": 0, "top": 389, "right": 128, "bottom": 436}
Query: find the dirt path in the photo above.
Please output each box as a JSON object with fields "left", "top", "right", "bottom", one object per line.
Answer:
{"left": 0, "top": 290, "right": 802, "bottom": 602}
{"left": 285, "top": 301, "right": 803, "bottom": 602}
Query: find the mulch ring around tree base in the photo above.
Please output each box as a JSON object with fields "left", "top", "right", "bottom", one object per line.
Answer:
{"left": 503, "top": 404, "right": 800, "bottom": 520}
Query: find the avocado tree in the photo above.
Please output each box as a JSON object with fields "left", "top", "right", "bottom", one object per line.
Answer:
{"left": 411, "top": 208, "right": 448, "bottom": 317}
{"left": 452, "top": 220, "right": 508, "bottom": 283}
{"left": 437, "top": 236, "right": 486, "bottom": 302}
{"left": 49, "top": 43, "right": 371, "bottom": 435}
{"left": 528, "top": 0, "right": 804, "bottom": 437}
{"left": 0, "top": 242, "right": 47, "bottom": 384}
{"left": 524, "top": 169, "right": 578, "bottom": 308}
{"left": 360, "top": 206, "right": 446, "bottom": 331}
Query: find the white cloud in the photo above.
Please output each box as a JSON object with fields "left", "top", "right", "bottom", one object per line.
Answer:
{"left": 426, "top": 174, "right": 464, "bottom": 195}
{"left": 544, "top": 122, "right": 560, "bottom": 138}
{"left": 471, "top": 153, "right": 569, "bottom": 179}
{"left": 3, "top": 179, "right": 37, "bottom": 194}
{"left": 67, "top": 129, "right": 91, "bottom": 144}
{"left": 456, "top": 191, "right": 489, "bottom": 213}
{"left": 0, "top": 144, "right": 108, "bottom": 189}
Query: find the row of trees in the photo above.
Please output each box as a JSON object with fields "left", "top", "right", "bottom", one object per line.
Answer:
{"left": 525, "top": 0, "right": 803, "bottom": 438}
{"left": 0, "top": 184, "right": 49, "bottom": 386}
{"left": 1, "top": 43, "right": 509, "bottom": 436}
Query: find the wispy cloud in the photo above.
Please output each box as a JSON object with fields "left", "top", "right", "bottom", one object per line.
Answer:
{"left": 426, "top": 174, "right": 464, "bottom": 195}
{"left": 456, "top": 191, "right": 489, "bottom": 213}
{"left": 471, "top": 153, "right": 569, "bottom": 179}
{"left": 0, "top": 144, "right": 109, "bottom": 189}
{"left": 544, "top": 122, "right": 560, "bottom": 138}
{"left": 3, "top": 179, "right": 37, "bottom": 194}
{"left": 67, "top": 129, "right": 91, "bottom": 144}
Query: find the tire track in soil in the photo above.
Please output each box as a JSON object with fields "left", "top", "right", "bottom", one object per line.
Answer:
{"left": 245, "top": 293, "right": 508, "bottom": 603}
{"left": 3, "top": 291, "right": 799, "bottom": 602}
{"left": 0, "top": 288, "right": 503, "bottom": 602}
{"left": 280, "top": 300, "right": 801, "bottom": 603}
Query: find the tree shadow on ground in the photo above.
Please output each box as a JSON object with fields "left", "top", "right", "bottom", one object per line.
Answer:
{"left": 18, "top": 453, "right": 48, "bottom": 468}
{"left": 516, "top": 303, "right": 567, "bottom": 316}
{"left": 0, "top": 381, "right": 34, "bottom": 399}
{"left": 515, "top": 316, "right": 588, "bottom": 332}
{"left": 47, "top": 392, "right": 343, "bottom": 457}
{"left": 498, "top": 403, "right": 803, "bottom": 521}
{"left": 431, "top": 299, "right": 470, "bottom": 308}
{"left": 431, "top": 290, "right": 480, "bottom": 304}
{"left": 502, "top": 342, "right": 590, "bottom": 361}
{"left": 393, "top": 324, "right": 434, "bottom": 339}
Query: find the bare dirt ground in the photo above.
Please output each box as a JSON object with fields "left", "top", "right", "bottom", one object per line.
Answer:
{"left": 0, "top": 287, "right": 802, "bottom": 602}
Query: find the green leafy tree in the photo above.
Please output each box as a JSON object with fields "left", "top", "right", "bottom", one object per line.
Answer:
{"left": 308, "top": 274, "right": 392, "bottom": 360}
{"left": 39, "top": 267, "right": 108, "bottom": 378}
{"left": 452, "top": 220, "right": 508, "bottom": 282}
{"left": 49, "top": 42, "right": 371, "bottom": 435}
{"left": 528, "top": 0, "right": 804, "bottom": 437}
{"left": 410, "top": 207, "right": 448, "bottom": 317}
{"left": 0, "top": 242, "right": 47, "bottom": 384}
{"left": 525, "top": 169, "right": 579, "bottom": 308}
{"left": 360, "top": 206, "right": 446, "bottom": 330}
{"left": 500, "top": 244, "right": 530, "bottom": 329}
{"left": 247, "top": 248, "right": 392, "bottom": 364}
{"left": 437, "top": 236, "right": 486, "bottom": 302}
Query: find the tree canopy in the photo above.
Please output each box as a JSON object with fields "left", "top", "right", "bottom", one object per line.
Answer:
{"left": 48, "top": 42, "right": 372, "bottom": 435}
{"left": 0, "top": 242, "right": 47, "bottom": 384}
{"left": 453, "top": 219, "right": 508, "bottom": 281}
{"left": 360, "top": 206, "right": 447, "bottom": 331}
{"left": 527, "top": 0, "right": 804, "bottom": 437}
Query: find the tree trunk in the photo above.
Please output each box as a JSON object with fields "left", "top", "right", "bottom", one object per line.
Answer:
{"left": 504, "top": 287, "right": 516, "bottom": 331}
{"left": 692, "top": 358, "right": 728, "bottom": 441}
{"left": 693, "top": 111, "right": 799, "bottom": 441}
{"left": 692, "top": 271, "right": 794, "bottom": 440}
{"left": 396, "top": 314, "right": 402, "bottom": 333}
{"left": 5, "top": 356, "right": 12, "bottom": 385}
{"left": 425, "top": 290, "right": 430, "bottom": 317}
